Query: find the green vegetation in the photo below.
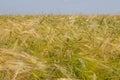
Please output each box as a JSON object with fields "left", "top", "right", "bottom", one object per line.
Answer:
{"left": 0, "top": 15, "right": 120, "bottom": 80}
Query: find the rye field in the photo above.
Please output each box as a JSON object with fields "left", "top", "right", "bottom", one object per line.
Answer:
{"left": 0, "top": 15, "right": 120, "bottom": 80}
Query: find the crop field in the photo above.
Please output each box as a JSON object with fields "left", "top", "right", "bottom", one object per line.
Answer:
{"left": 0, "top": 15, "right": 120, "bottom": 80}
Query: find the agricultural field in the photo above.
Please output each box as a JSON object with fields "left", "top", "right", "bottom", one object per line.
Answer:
{"left": 0, "top": 15, "right": 120, "bottom": 80}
